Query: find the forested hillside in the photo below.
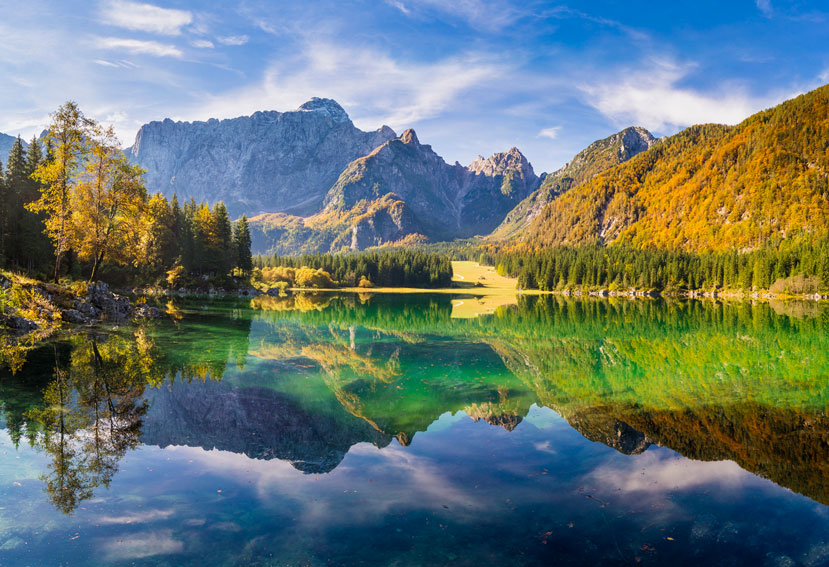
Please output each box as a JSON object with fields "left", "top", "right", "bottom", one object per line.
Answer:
{"left": 491, "top": 127, "right": 657, "bottom": 239}
{"left": 527, "top": 85, "right": 829, "bottom": 252}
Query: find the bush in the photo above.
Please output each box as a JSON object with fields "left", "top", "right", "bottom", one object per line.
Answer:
{"left": 769, "top": 274, "right": 820, "bottom": 295}
{"left": 358, "top": 276, "right": 374, "bottom": 288}
{"left": 295, "top": 267, "right": 336, "bottom": 288}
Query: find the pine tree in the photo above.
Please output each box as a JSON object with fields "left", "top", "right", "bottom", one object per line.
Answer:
{"left": 211, "top": 202, "right": 234, "bottom": 274}
{"left": 233, "top": 215, "right": 253, "bottom": 274}
{"left": 19, "top": 137, "right": 50, "bottom": 274}
{"left": 5, "top": 137, "right": 28, "bottom": 266}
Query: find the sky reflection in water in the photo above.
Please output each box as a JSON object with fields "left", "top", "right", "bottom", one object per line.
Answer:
{"left": 0, "top": 294, "right": 827, "bottom": 566}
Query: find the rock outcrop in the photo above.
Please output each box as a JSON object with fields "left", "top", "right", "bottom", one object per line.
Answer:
{"left": 127, "top": 98, "right": 396, "bottom": 217}
{"left": 323, "top": 129, "right": 540, "bottom": 241}
{"left": 491, "top": 126, "right": 657, "bottom": 239}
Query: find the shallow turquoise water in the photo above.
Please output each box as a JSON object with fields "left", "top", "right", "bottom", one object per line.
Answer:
{"left": 1, "top": 294, "right": 828, "bottom": 566}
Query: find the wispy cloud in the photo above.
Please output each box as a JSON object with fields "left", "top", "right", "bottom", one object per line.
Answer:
{"left": 95, "top": 37, "right": 183, "bottom": 58}
{"left": 191, "top": 39, "right": 214, "bottom": 49}
{"left": 191, "top": 42, "right": 502, "bottom": 131}
{"left": 385, "top": 0, "right": 411, "bottom": 16}
{"left": 580, "top": 58, "right": 785, "bottom": 131}
{"left": 756, "top": 0, "right": 773, "bottom": 17}
{"left": 537, "top": 126, "right": 561, "bottom": 139}
{"left": 217, "top": 35, "right": 249, "bottom": 46}
{"left": 100, "top": 0, "right": 193, "bottom": 35}
{"left": 395, "top": 0, "right": 520, "bottom": 32}
{"left": 94, "top": 59, "right": 121, "bottom": 68}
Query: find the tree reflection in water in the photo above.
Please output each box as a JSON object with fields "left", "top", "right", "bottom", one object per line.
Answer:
{"left": 26, "top": 335, "right": 149, "bottom": 514}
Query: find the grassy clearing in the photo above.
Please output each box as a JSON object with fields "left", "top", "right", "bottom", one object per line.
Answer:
{"left": 279, "top": 261, "right": 524, "bottom": 318}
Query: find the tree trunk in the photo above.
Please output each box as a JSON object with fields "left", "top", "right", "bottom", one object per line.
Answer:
{"left": 53, "top": 250, "right": 62, "bottom": 283}
{"left": 88, "top": 250, "right": 105, "bottom": 283}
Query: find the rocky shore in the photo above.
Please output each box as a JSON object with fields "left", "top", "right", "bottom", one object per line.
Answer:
{"left": 0, "top": 277, "right": 164, "bottom": 337}
{"left": 567, "top": 288, "right": 829, "bottom": 301}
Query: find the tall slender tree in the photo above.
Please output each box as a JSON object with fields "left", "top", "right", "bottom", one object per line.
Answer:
{"left": 233, "top": 215, "right": 252, "bottom": 274}
{"left": 5, "top": 136, "right": 28, "bottom": 266}
{"left": 28, "top": 102, "right": 93, "bottom": 282}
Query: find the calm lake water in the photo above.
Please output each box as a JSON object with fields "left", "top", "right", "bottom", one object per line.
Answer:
{"left": 1, "top": 294, "right": 828, "bottom": 566}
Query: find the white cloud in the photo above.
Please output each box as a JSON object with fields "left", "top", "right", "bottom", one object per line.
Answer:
{"left": 100, "top": 0, "right": 193, "bottom": 35}
{"left": 590, "top": 453, "right": 750, "bottom": 494}
{"left": 95, "top": 37, "right": 183, "bottom": 58}
{"left": 385, "top": 0, "right": 411, "bottom": 15}
{"left": 216, "top": 35, "right": 249, "bottom": 46}
{"left": 191, "top": 39, "right": 214, "bottom": 49}
{"left": 581, "top": 59, "right": 785, "bottom": 131}
{"left": 537, "top": 126, "right": 561, "bottom": 139}
{"left": 756, "top": 0, "right": 773, "bottom": 17}
{"left": 190, "top": 42, "right": 502, "bottom": 131}
{"left": 94, "top": 59, "right": 121, "bottom": 68}
{"left": 99, "top": 529, "right": 184, "bottom": 561}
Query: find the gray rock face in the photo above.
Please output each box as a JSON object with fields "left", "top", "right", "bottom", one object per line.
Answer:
{"left": 349, "top": 196, "right": 420, "bottom": 250}
{"left": 4, "top": 314, "right": 39, "bottom": 332}
{"left": 127, "top": 98, "right": 396, "bottom": 217}
{"left": 324, "top": 129, "right": 540, "bottom": 240}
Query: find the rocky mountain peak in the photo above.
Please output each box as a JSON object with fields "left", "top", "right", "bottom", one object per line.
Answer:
{"left": 468, "top": 146, "right": 534, "bottom": 178}
{"left": 296, "top": 97, "right": 350, "bottom": 124}
{"left": 128, "top": 98, "right": 396, "bottom": 217}
{"left": 399, "top": 128, "right": 420, "bottom": 146}
{"left": 618, "top": 126, "right": 657, "bottom": 160}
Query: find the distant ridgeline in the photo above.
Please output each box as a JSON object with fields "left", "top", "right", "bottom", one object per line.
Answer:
{"left": 3, "top": 85, "right": 828, "bottom": 291}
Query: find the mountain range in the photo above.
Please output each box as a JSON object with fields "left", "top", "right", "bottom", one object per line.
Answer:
{"left": 4, "top": 84, "right": 828, "bottom": 255}
{"left": 0, "top": 132, "right": 25, "bottom": 165}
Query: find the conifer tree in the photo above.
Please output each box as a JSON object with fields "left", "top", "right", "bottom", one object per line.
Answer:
{"left": 5, "top": 137, "right": 28, "bottom": 265}
{"left": 211, "top": 202, "right": 234, "bottom": 274}
{"left": 234, "top": 215, "right": 252, "bottom": 274}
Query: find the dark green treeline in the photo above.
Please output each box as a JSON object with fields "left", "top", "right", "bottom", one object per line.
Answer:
{"left": 482, "top": 239, "right": 829, "bottom": 293}
{"left": 256, "top": 249, "right": 453, "bottom": 288}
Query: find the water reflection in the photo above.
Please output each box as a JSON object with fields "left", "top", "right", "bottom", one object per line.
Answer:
{"left": 1, "top": 293, "right": 827, "bottom": 517}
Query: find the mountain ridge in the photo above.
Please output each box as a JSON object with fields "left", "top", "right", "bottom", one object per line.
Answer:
{"left": 127, "top": 97, "right": 397, "bottom": 217}
{"left": 526, "top": 85, "right": 829, "bottom": 251}
{"left": 491, "top": 126, "right": 658, "bottom": 240}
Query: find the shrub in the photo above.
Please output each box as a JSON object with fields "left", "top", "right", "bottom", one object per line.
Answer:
{"left": 769, "top": 274, "right": 820, "bottom": 295}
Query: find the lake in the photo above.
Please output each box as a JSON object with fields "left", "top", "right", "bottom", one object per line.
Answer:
{"left": 1, "top": 293, "right": 828, "bottom": 566}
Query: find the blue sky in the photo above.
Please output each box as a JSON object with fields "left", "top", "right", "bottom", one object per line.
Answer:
{"left": 0, "top": 0, "right": 827, "bottom": 172}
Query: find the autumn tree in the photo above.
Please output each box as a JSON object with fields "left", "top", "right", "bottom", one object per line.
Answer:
{"left": 71, "top": 125, "right": 148, "bottom": 281}
{"left": 28, "top": 102, "right": 93, "bottom": 282}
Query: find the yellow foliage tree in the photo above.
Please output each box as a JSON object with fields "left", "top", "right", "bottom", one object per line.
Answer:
{"left": 28, "top": 102, "right": 94, "bottom": 282}
{"left": 71, "top": 125, "right": 148, "bottom": 281}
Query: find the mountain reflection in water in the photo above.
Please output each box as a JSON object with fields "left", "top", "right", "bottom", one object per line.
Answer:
{"left": 3, "top": 293, "right": 826, "bottom": 517}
